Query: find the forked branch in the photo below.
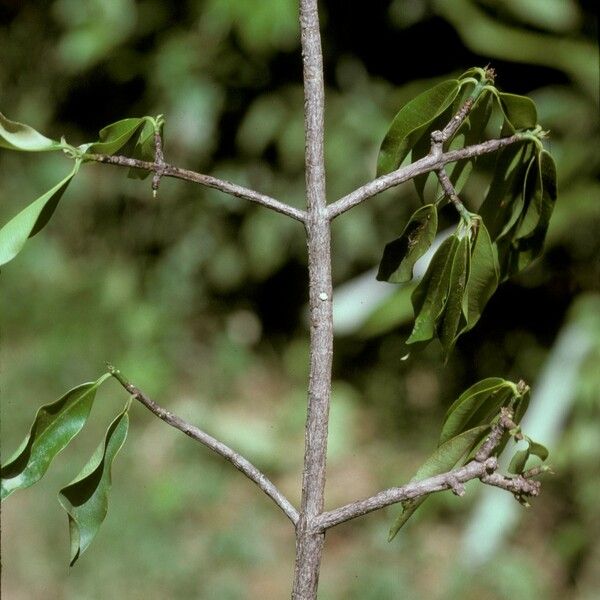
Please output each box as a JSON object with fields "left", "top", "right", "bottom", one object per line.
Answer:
{"left": 107, "top": 365, "right": 299, "bottom": 525}
{"left": 85, "top": 153, "right": 307, "bottom": 223}
{"left": 315, "top": 407, "right": 541, "bottom": 532}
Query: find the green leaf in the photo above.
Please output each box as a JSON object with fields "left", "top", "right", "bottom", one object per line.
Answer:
{"left": 377, "top": 79, "right": 460, "bottom": 176}
{"left": 461, "top": 222, "right": 499, "bottom": 332}
{"left": 377, "top": 204, "right": 438, "bottom": 283}
{"left": 127, "top": 119, "right": 157, "bottom": 180}
{"left": 87, "top": 117, "right": 146, "bottom": 155}
{"left": 506, "top": 150, "right": 558, "bottom": 274}
{"left": 0, "top": 112, "right": 63, "bottom": 152}
{"left": 0, "top": 161, "right": 81, "bottom": 266}
{"left": 1, "top": 375, "right": 110, "bottom": 501}
{"left": 407, "top": 235, "right": 459, "bottom": 345}
{"left": 388, "top": 425, "right": 490, "bottom": 540}
{"left": 515, "top": 152, "right": 543, "bottom": 239}
{"left": 58, "top": 407, "right": 129, "bottom": 566}
{"left": 439, "top": 236, "right": 470, "bottom": 357}
{"left": 498, "top": 92, "right": 538, "bottom": 131}
{"left": 508, "top": 449, "right": 529, "bottom": 474}
{"left": 478, "top": 143, "right": 534, "bottom": 241}
{"left": 528, "top": 439, "right": 549, "bottom": 461}
{"left": 440, "top": 378, "right": 514, "bottom": 445}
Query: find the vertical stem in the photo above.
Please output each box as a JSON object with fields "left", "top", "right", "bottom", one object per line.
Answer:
{"left": 293, "top": 0, "right": 332, "bottom": 598}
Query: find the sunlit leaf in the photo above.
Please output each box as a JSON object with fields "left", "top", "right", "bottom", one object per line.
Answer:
{"left": 440, "top": 378, "right": 514, "bottom": 445}
{"left": 128, "top": 117, "right": 163, "bottom": 180}
{"left": 388, "top": 425, "right": 490, "bottom": 540}
{"left": 0, "top": 161, "right": 81, "bottom": 266}
{"left": 377, "top": 204, "right": 438, "bottom": 283}
{"left": 407, "top": 235, "right": 459, "bottom": 345}
{"left": 87, "top": 117, "right": 146, "bottom": 155}
{"left": 58, "top": 407, "right": 129, "bottom": 566}
{"left": 1, "top": 375, "right": 110, "bottom": 501}
{"left": 0, "top": 112, "right": 63, "bottom": 152}
{"left": 377, "top": 79, "right": 460, "bottom": 176}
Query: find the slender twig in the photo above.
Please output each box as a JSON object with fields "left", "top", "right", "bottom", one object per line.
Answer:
{"left": 293, "top": 0, "right": 333, "bottom": 598}
{"left": 85, "top": 153, "right": 307, "bottom": 222}
{"left": 327, "top": 134, "right": 523, "bottom": 219}
{"left": 106, "top": 365, "right": 299, "bottom": 526}
{"left": 314, "top": 407, "right": 542, "bottom": 532}
{"left": 437, "top": 168, "right": 471, "bottom": 221}
{"left": 151, "top": 130, "right": 166, "bottom": 195}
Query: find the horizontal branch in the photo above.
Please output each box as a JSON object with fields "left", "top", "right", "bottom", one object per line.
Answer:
{"left": 327, "top": 133, "right": 522, "bottom": 219}
{"left": 315, "top": 407, "right": 541, "bottom": 532}
{"left": 85, "top": 153, "right": 307, "bottom": 223}
{"left": 107, "top": 365, "right": 299, "bottom": 526}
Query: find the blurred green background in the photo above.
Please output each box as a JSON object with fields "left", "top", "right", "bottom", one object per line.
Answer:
{"left": 1, "top": 1, "right": 598, "bottom": 598}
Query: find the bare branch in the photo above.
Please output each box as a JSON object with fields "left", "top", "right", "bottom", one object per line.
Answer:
{"left": 293, "top": 0, "right": 332, "bottom": 597}
{"left": 327, "top": 134, "right": 523, "bottom": 220}
{"left": 436, "top": 168, "right": 471, "bottom": 221}
{"left": 315, "top": 406, "right": 543, "bottom": 532}
{"left": 314, "top": 458, "right": 497, "bottom": 531}
{"left": 107, "top": 365, "right": 299, "bottom": 526}
{"left": 85, "top": 153, "right": 307, "bottom": 223}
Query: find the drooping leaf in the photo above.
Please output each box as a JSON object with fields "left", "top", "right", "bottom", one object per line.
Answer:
{"left": 478, "top": 142, "right": 534, "bottom": 241}
{"left": 388, "top": 425, "right": 490, "bottom": 540}
{"left": 497, "top": 92, "right": 538, "bottom": 131}
{"left": 0, "top": 161, "right": 81, "bottom": 266}
{"left": 439, "top": 378, "right": 515, "bottom": 446}
{"left": 1, "top": 375, "right": 110, "bottom": 501}
{"left": 377, "top": 79, "right": 460, "bottom": 176}
{"left": 439, "top": 236, "right": 470, "bottom": 357}
{"left": 461, "top": 222, "right": 499, "bottom": 331}
{"left": 515, "top": 152, "right": 543, "bottom": 239}
{"left": 87, "top": 117, "right": 146, "bottom": 155}
{"left": 506, "top": 150, "right": 558, "bottom": 275}
{"left": 377, "top": 204, "right": 438, "bottom": 283}
{"left": 58, "top": 407, "right": 129, "bottom": 566}
{"left": 0, "top": 112, "right": 63, "bottom": 152}
{"left": 406, "top": 235, "right": 459, "bottom": 345}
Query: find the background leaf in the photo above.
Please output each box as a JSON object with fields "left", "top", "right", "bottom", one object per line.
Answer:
{"left": 1, "top": 375, "right": 109, "bottom": 501}
{"left": 58, "top": 407, "right": 129, "bottom": 566}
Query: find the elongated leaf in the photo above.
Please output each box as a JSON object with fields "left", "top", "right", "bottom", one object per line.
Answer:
{"left": 461, "top": 222, "right": 499, "bottom": 331}
{"left": 377, "top": 204, "right": 438, "bottom": 283}
{"left": 478, "top": 143, "right": 534, "bottom": 241}
{"left": 377, "top": 79, "right": 460, "bottom": 176}
{"left": 440, "top": 378, "right": 514, "bottom": 445}
{"left": 87, "top": 117, "right": 146, "bottom": 155}
{"left": 0, "top": 161, "right": 81, "bottom": 266}
{"left": 507, "top": 151, "right": 558, "bottom": 274}
{"left": 1, "top": 375, "right": 110, "bottom": 501}
{"left": 440, "top": 236, "right": 470, "bottom": 357}
{"left": 127, "top": 119, "right": 157, "bottom": 180}
{"left": 0, "top": 112, "right": 63, "bottom": 152}
{"left": 515, "top": 152, "right": 543, "bottom": 239}
{"left": 407, "top": 235, "right": 459, "bottom": 345}
{"left": 388, "top": 425, "right": 490, "bottom": 540}
{"left": 498, "top": 92, "right": 537, "bottom": 131}
{"left": 508, "top": 449, "right": 529, "bottom": 474}
{"left": 58, "top": 408, "right": 129, "bottom": 566}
